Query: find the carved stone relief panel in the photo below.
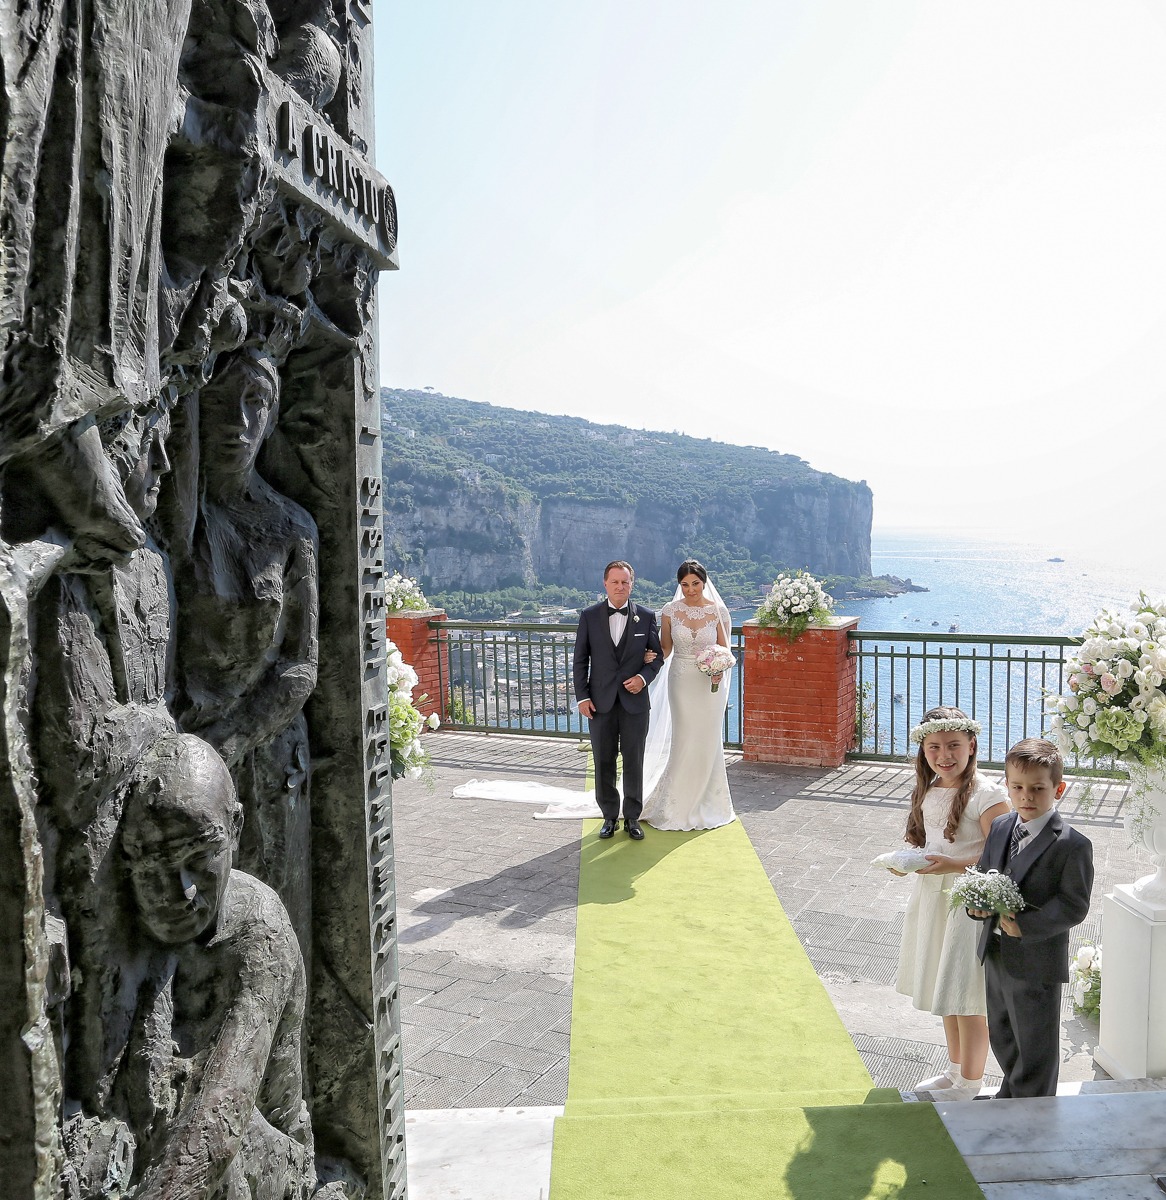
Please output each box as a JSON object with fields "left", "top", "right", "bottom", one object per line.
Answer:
{"left": 0, "top": 2, "right": 402, "bottom": 1197}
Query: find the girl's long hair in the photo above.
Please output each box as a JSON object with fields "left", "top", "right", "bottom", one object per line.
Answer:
{"left": 905, "top": 706, "right": 979, "bottom": 848}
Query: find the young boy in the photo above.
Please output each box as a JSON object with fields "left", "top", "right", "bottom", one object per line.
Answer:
{"left": 969, "top": 737, "right": 1094, "bottom": 1098}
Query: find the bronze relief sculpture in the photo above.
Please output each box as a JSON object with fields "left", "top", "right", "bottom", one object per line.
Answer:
{"left": 0, "top": 3, "right": 402, "bottom": 1197}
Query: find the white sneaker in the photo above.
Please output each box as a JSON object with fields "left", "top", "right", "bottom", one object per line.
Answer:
{"left": 943, "top": 1080, "right": 982, "bottom": 1101}
{"left": 914, "top": 1070, "right": 956, "bottom": 1091}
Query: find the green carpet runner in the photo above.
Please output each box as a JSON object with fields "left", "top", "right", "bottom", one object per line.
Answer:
{"left": 549, "top": 818, "right": 983, "bottom": 1199}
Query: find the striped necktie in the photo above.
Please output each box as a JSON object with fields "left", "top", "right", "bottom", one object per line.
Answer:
{"left": 1009, "top": 822, "right": 1028, "bottom": 861}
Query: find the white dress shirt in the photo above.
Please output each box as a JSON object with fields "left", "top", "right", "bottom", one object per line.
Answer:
{"left": 608, "top": 606, "right": 628, "bottom": 643}
{"left": 1011, "top": 807, "right": 1057, "bottom": 862}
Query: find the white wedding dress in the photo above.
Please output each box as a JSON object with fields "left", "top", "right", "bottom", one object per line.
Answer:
{"left": 640, "top": 599, "right": 736, "bottom": 831}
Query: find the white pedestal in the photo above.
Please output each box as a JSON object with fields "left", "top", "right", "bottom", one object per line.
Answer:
{"left": 1094, "top": 886, "right": 1166, "bottom": 1080}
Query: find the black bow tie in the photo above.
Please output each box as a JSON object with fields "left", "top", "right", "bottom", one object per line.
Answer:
{"left": 608, "top": 605, "right": 629, "bottom": 616}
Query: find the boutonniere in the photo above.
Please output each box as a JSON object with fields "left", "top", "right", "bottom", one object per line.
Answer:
{"left": 633, "top": 613, "right": 640, "bottom": 623}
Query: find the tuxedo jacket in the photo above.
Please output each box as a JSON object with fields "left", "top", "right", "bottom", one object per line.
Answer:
{"left": 973, "top": 810, "right": 1094, "bottom": 984}
{"left": 572, "top": 600, "right": 663, "bottom": 715}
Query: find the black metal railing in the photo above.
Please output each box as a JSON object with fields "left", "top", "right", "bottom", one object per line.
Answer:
{"left": 425, "top": 619, "right": 1119, "bottom": 776}
{"left": 432, "top": 619, "right": 746, "bottom": 747}
{"left": 847, "top": 629, "right": 1117, "bottom": 774}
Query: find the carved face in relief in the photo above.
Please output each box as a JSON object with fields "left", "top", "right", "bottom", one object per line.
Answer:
{"left": 122, "top": 737, "right": 240, "bottom": 945}
{"left": 98, "top": 406, "right": 173, "bottom": 522}
{"left": 122, "top": 411, "right": 172, "bottom": 520}
{"left": 200, "top": 352, "right": 280, "bottom": 479}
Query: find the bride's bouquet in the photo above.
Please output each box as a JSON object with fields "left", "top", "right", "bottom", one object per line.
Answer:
{"left": 948, "top": 867, "right": 1026, "bottom": 917}
{"left": 695, "top": 646, "right": 735, "bottom": 692}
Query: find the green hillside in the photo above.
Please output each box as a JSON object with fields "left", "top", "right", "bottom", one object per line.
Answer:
{"left": 379, "top": 389, "right": 893, "bottom": 618}
{"left": 382, "top": 388, "right": 831, "bottom": 510}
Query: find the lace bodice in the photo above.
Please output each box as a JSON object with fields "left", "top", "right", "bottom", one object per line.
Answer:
{"left": 662, "top": 599, "right": 728, "bottom": 662}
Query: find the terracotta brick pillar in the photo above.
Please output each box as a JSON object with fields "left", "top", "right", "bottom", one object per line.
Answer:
{"left": 385, "top": 609, "right": 446, "bottom": 722}
{"left": 742, "top": 616, "right": 859, "bottom": 767}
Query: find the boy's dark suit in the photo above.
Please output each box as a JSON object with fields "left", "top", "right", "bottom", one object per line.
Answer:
{"left": 973, "top": 810, "right": 1094, "bottom": 1098}
{"left": 572, "top": 600, "right": 663, "bottom": 824}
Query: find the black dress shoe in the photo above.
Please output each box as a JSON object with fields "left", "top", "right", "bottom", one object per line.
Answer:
{"left": 624, "top": 818, "right": 644, "bottom": 840}
{"left": 598, "top": 819, "right": 617, "bottom": 839}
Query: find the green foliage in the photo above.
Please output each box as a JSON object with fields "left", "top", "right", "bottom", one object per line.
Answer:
{"left": 823, "top": 573, "right": 911, "bottom": 598}
{"left": 427, "top": 580, "right": 681, "bottom": 620}
{"left": 379, "top": 388, "right": 893, "bottom": 607}
{"left": 381, "top": 388, "right": 832, "bottom": 513}
{"left": 427, "top": 584, "right": 593, "bottom": 621}
{"left": 856, "top": 681, "right": 876, "bottom": 747}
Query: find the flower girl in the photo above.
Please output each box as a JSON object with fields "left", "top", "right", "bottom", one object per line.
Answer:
{"left": 892, "top": 706, "right": 1009, "bottom": 1099}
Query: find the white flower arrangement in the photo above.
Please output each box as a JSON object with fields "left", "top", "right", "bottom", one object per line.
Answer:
{"left": 948, "top": 867, "right": 1026, "bottom": 917}
{"left": 386, "top": 636, "right": 439, "bottom": 780}
{"left": 1070, "top": 943, "right": 1101, "bottom": 1018}
{"left": 695, "top": 646, "right": 735, "bottom": 692}
{"left": 385, "top": 571, "right": 430, "bottom": 613}
{"left": 755, "top": 570, "right": 834, "bottom": 641}
{"left": 1047, "top": 593, "right": 1166, "bottom": 834}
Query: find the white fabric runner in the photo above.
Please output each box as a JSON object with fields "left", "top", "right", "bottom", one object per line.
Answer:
{"left": 451, "top": 779, "right": 603, "bottom": 819}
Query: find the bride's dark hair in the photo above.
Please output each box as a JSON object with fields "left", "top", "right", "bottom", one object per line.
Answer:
{"left": 676, "top": 559, "right": 707, "bottom": 584}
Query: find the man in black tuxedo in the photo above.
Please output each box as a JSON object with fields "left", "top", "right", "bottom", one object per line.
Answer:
{"left": 970, "top": 737, "right": 1094, "bottom": 1099}
{"left": 572, "top": 560, "right": 663, "bottom": 840}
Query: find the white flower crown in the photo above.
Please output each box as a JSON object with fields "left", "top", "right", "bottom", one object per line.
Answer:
{"left": 909, "top": 717, "right": 982, "bottom": 744}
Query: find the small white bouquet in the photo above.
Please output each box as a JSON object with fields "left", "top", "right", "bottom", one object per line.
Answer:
{"left": 1070, "top": 943, "right": 1101, "bottom": 1017}
{"left": 872, "top": 847, "right": 933, "bottom": 874}
{"left": 695, "top": 646, "right": 735, "bottom": 692}
{"left": 948, "top": 867, "right": 1026, "bottom": 916}
{"left": 755, "top": 570, "right": 834, "bottom": 641}
{"left": 384, "top": 571, "right": 430, "bottom": 613}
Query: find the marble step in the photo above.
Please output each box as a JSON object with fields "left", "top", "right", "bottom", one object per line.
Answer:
{"left": 937, "top": 1089, "right": 1166, "bottom": 1187}
{"left": 980, "top": 1180, "right": 1166, "bottom": 1199}
{"left": 907, "top": 1076, "right": 1166, "bottom": 1103}
{"left": 405, "top": 1106, "right": 561, "bottom": 1200}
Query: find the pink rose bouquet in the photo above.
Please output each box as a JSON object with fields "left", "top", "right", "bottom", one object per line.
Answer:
{"left": 695, "top": 646, "right": 735, "bottom": 692}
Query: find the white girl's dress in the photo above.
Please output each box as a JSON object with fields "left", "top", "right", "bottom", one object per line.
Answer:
{"left": 895, "top": 775, "right": 1007, "bottom": 1016}
{"left": 641, "top": 599, "right": 735, "bottom": 831}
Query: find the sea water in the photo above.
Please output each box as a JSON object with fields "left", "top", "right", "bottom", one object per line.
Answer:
{"left": 721, "top": 530, "right": 1166, "bottom": 756}
{"left": 831, "top": 530, "right": 1166, "bottom": 637}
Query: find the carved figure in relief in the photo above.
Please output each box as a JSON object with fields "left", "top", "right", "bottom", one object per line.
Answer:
{"left": 268, "top": 0, "right": 344, "bottom": 109}
{"left": 34, "top": 403, "right": 179, "bottom": 829}
{"left": 115, "top": 734, "right": 315, "bottom": 1200}
{"left": 175, "top": 347, "right": 319, "bottom": 944}
{"left": 23, "top": 401, "right": 185, "bottom": 1173}
{"left": 2, "top": 0, "right": 397, "bottom": 1189}
{"left": 0, "top": 1, "right": 193, "bottom": 459}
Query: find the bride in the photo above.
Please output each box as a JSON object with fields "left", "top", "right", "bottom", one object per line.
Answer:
{"left": 641, "top": 559, "right": 736, "bottom": 831}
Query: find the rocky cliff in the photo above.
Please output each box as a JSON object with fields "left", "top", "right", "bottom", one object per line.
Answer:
{"left": 381, "top": 389, "right": 872, "bottom": 590}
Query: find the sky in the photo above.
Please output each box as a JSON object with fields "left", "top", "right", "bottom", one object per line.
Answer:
{"left": 373, "top": 2, "right": 1166, "bottom": 571}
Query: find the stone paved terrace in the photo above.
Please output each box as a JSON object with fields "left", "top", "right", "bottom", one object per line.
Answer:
{"left": 392, "top": 731, "right": 1148, "bottom": 1111}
